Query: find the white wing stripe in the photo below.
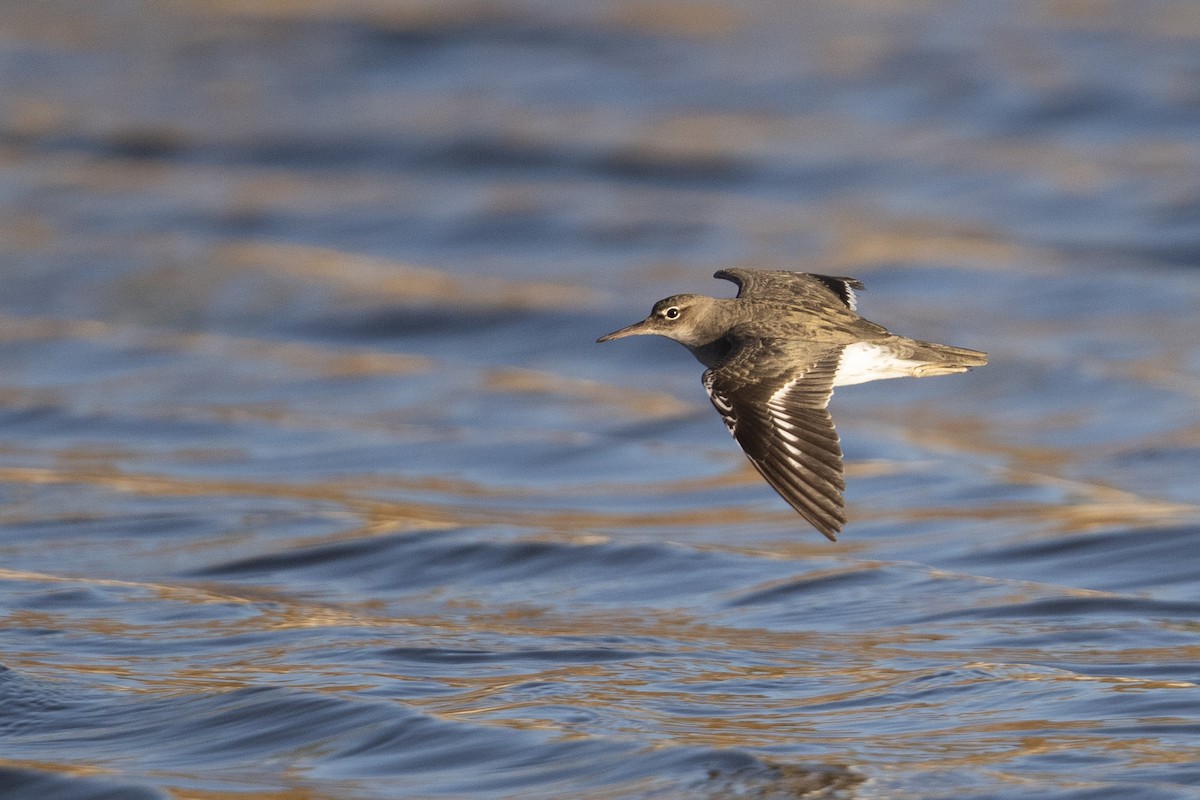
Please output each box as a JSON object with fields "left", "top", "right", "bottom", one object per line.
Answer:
{"left": 703, "top": 372, "right": 738, "bottom": 435}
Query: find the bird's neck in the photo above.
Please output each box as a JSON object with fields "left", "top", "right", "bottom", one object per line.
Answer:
{"left": 680, "top": 298, "right": 750, "bottom": 367}
{"left": 685, "top": 336, "right": 733, "bottom": 368}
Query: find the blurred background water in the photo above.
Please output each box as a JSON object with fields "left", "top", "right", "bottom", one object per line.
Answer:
{"left": 1, "top": 1, "right": 1199, "bottom": 798}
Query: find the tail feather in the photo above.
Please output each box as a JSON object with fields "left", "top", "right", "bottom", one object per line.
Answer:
{"left": 908, "top": 340, "right": 988, "bottom": 377}
{"left": 833, "top": 338, "right": 988, "bottom": 387}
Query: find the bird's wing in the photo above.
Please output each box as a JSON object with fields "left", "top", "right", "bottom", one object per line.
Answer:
{"left": 703, "top": 339, "right": 846, "bottom": 540}
{"left": 714, "top": 269, "right": 864, "bottom": 311}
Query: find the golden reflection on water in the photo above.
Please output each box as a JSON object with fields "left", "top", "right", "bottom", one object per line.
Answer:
{"left": 5, "top": 530, "right": 1200, "bottom": 794}
{"left": 0, "top": 313, "right": 430, "bottom": 379}
{"left": 2, "top": 1, "right": 1199, "bottom": 797}
{"left": 0, "top": 453, "right": 848, "bottom": 538}
{"left": 218, "top": 241, "right": 601, "bottom": 310}
{"left": 484, "top": 367, "right": 693, "bottom": 422}
{"left": 820, "top": 210, "right": 1058, "bottom": 275}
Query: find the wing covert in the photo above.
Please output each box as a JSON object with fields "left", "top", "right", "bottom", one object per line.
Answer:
{"left": 703, "top": 341, "right": 847, "bottom": 540}
{"left": 714, "top": 269, "right": 864, "bottom": 310}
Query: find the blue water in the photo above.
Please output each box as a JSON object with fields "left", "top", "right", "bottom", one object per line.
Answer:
{"left": 1, "top": 1, "right": 1199, "bottom": 798}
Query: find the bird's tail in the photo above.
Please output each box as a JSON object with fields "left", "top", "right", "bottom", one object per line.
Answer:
{"left": 906, "top": 339, "right": 988, "bottom": 377}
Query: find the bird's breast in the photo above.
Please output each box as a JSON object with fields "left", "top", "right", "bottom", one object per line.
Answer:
{"left": 685, "top": 336, "right": 733, "bottom": 368}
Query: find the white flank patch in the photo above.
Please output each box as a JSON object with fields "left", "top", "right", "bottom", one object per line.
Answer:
{"left": 834, "top": 342, "right": 923, "bottom": 387}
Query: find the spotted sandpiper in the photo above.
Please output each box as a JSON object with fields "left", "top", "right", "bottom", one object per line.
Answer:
{"left": 597, "top": 269, "right": 987, "bottom": 540}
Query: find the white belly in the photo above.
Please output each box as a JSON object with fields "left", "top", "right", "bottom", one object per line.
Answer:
{"left": 834, "top": 341, "right": 923, "bottom": 387}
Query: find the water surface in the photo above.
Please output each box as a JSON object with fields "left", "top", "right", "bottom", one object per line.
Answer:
{"left": 1, "top": 2, "right": 1199, "bottom": 798}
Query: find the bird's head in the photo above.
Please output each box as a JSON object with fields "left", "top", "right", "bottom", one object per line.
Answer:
{"left": 597, "top": 294, "right": 725, "bottom": 349}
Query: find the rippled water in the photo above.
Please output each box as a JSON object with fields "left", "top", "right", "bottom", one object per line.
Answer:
{"left": 2, "top": 2, "right": 1199, "bottom": 798}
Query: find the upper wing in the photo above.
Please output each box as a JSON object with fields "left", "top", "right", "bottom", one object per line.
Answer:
{"left": 714, "top": 269, "right": 864, "bottom": 311}
{"left": 703, "top": 340, "right": 846, "bottom": 540}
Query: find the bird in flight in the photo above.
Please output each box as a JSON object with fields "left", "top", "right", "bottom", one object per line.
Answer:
{"left": 597, "top": 269, "right": 987, "bottom": 540}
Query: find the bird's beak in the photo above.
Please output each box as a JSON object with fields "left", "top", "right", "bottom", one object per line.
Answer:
{"left": 596, "top": 317, "right": 655, "bottom": 343}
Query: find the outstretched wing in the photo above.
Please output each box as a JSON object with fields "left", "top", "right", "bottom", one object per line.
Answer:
{"left": 714, "top": 269, "right": 864, "bottom": 311}
{"left": 703, "top": 340, "right": 846, "bottom": 540}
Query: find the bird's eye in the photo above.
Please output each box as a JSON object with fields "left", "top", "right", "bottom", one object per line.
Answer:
{"left": 663, "top": 306, "right": 681, "bottom": 320}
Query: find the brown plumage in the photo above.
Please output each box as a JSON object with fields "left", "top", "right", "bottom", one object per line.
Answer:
{"left": 597, "top": 269, "right": 987, "bottom": 540}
